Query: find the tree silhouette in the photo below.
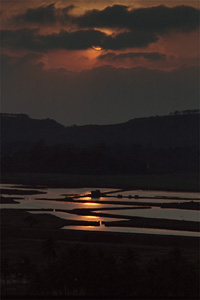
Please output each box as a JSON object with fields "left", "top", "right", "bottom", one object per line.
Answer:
{"left": 42, "top": 237, "right": 57, "bottom": 265}
{"left": 16, "top": 256, "right": 36, "bottom": 284}
{"left": 1, "top": 257, "right": 12, "bottom": 295}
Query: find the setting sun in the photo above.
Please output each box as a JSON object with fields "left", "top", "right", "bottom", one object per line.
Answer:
{"left": 92, "top": 45, "right": 102, "bottom": 51}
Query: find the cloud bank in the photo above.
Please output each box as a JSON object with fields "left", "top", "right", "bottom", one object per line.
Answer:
{"left": 15, "top": 4, "right": 200, "bottom": 34}
{"left": 97, "top": 52, "right": 167, "bottom": 61}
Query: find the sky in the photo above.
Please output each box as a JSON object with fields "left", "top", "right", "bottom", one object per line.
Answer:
{"left": 1, "top": 0, "right": 199, "bottom": 125}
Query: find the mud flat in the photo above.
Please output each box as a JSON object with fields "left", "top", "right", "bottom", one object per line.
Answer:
{"left": 0, "top": 196, "right": 21, "bottom": 204}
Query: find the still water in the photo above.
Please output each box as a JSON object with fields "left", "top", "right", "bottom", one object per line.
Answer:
{"left": 1, "top": 184, "right": 199, "bottom": 237}
{"left": 96, "top": 207, "right": 200, "bottom": 222}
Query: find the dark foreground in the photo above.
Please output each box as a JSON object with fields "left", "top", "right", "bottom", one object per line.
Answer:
{"left": 1, "top": 209, "right": 199, "bottom": 300}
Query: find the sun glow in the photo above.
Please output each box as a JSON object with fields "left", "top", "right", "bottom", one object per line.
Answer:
{"left": 92, "top": 45, "right": 103, "bottom": 51}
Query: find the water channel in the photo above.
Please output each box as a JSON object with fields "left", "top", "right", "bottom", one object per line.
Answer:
{"left": 1, "top": 183, "right": 199, "bottom": 237}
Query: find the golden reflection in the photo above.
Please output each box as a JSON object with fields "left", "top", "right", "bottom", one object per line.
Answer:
{"left": 83, "top": 196, "right": 91, "bottom": 201}
{"left": 84, "top": 202, "right": 100, "bottom": 206}
{"left": 85, "top": 215, "right": 99, "bottom": 219}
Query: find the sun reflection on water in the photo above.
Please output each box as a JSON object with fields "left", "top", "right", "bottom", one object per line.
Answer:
{"left": 85, "top": 215, "right": 99, "bottom": 219}
{"left": 84, "top": 201, "right": 100, "bottom": 206}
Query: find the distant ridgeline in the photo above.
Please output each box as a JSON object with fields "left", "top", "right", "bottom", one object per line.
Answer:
{"left": 170, "top": 109, "right": 199, "bottom": 115}
{"left": 1, "top": 111, "right": 199, "bottom": 175}
{"left": 0, "top": 113, "right": 30, "bottom": 118}
{"left": 1, "top": 109, "right": 199, "bottom": 119}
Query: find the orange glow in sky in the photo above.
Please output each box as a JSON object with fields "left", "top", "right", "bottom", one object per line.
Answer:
{"left": 1, "top": 0, "right": 199, "bottom": 72}
{"left": 1, "top": 0, "right": 199, "bottom": 126}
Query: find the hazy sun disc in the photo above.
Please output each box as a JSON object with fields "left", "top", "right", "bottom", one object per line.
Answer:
{"left": 92, "top": 45, "right": 102, "bottom": 51}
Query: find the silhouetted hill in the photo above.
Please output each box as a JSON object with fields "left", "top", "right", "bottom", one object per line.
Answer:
{"left": 1, "top": 112, "right": 199, "bottom": 175}
{"left": 1, "top": 114, "right": 65, "bottom": 147}
{"left": 1, "top": 112, "right": 199, "bottom": 149}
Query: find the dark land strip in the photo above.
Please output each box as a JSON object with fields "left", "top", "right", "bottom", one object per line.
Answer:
{"left": 2, "top": 224, "right": 199, "bottom": 249}
{"left": 101, "top": 218, "right": 200, "bottom": 232}
{"left": 0, "top": 196, "right": 23, "bottom": 204}
{"left": 2, "top": 172, "right": 200, "bottom": 192}
{"left": 0, "top": 188, "right": 46, "bottom": 195}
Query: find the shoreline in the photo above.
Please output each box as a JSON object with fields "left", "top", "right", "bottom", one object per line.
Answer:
{"left": 2, "top": 225, "right": 199, "bottom": 248}
{"left": 1, "top": 208, "right": 200, "bottom": 237}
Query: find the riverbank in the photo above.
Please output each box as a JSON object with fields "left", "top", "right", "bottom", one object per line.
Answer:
{"left": 2, "top": 210, "right": 199, "bottom": 259}
{"left": 1, "top": 208, "right": 199, "bottom": 299}
{"left": 1, "top": 209, "right": 199, "bottom": 249}
{"left": 2, "top": 224, "right": 199, "bottom": 299}
{"left": 2, "top": 172, "right": 200, "bottom": 192}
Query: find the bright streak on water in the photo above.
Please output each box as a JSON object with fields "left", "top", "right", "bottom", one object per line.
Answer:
{"left": 62, "top": 225, "right": 200, "bottom": 237}
{"left": 1, "top": 184, "right": 199, "bottom": 236}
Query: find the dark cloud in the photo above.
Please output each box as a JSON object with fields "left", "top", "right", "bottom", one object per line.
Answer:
{"left": 1, "top": 28, "right": 42, "bottom": 51}
{"left": 76, "top": 4, "right": 200, "bottom": 33}
{"left": 75, "top": 5, "right": 128, "bottom": 29}
{"left": 1, "top": 28, "right": 158, "bottom": 51}
{"left": 1, "top": 54, "right": 199, "bottom": 125}
{"left": 15, "top": 3, "right": 75, "bottom": 24}
{"left": 1, "top": 28, "right": 106, "bottom": 51}
{"left": 41, "top": 29, "right": 106, "bottom": 50}
{"left": 9, "top": 4, "right": 199, "bottom": 52}
{"left": 102, "top": 30, "right": 158, "bottom": 50}
{"left": 97, "top": 51, "right": 167, "bottom": 61}
{"left": 13, "top": 4, "right": 199, "bottom": 35}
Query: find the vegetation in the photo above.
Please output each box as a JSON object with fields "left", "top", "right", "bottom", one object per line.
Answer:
{"left": 1, "top": 208, "right": 199, "bottom": 298}
{"left": 2, "top": 143, "right": 199, "bottom": 176}
{"left": 2, "top": 172, "right": 199, "bottom": 191}
{"left": 1, "top": 113, "right": 199, "bottom": 178}
{"left": 1, "top": 244, "right": 199, "bottom": 298}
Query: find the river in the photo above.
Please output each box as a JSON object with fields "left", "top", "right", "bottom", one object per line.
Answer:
{"left": 1, "top": 183, "right": 199, "bottom": 237}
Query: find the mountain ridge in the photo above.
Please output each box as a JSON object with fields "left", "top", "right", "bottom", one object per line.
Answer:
{"left": 1, "top": 112, "right": 199, "bottom": 149}
{"left": 1, "top": 112, "right": 199, "bottom": 175}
